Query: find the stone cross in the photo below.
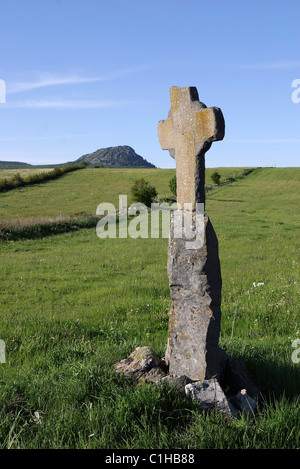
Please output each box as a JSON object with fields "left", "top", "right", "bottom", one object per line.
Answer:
{"left": 158, "top": 86, "right": 225, "bottom": 382}
{"left": 158, "top": 86, "right": 224, "bottom": 210}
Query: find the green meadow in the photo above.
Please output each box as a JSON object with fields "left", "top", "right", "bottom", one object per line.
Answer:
{"left": 0, "top": 167, "right": 299, "bottom": 449}
{"left": 0, "top": 167, "right": 246, "bottom": 220}
{"left": 0, "top": 168, "right": 52, "bottom": 181}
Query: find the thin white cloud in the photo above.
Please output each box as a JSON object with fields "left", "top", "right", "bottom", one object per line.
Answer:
{"left": 5, "top": 61, "right": 300, "bottom": 96}
{"left": 6, "top": 66, "right": 153, "bottom": 94}
{"left": 7, "top": 75, "right": 103, "bottom": 94}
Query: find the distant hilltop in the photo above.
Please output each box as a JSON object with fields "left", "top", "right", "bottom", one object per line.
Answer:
{"left": 0, "top": 161, "right": 33, "bottom": 169}
{"left": 75, "top": 145, "right": 156, "bottom": 168}
{"left": 0, "top": 145, "right": 156, "bottom": 169}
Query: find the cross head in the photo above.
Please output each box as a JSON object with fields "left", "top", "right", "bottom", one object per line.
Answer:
{"left": 158, "top": 86, "right": 225, "bottom": 210}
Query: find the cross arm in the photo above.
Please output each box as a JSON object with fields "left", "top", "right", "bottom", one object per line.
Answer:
{"left": 157, "top": 116, "right": 176, "bottom": 158}
{"left": 194, "top": 107, "right": 225, "bottom": 146}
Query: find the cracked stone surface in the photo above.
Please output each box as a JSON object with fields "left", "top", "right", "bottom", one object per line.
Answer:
{"left": 165, "top": 213, "right": 222, "bottom": 381}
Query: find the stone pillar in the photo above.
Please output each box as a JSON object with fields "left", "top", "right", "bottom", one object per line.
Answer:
{"left": 158, "top": 86, "right": 225, "bottom": 381}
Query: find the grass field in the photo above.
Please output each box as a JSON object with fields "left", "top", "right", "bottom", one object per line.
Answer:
{"left": 0, "top": 168, "right": 53, "bottom": 181}
{"left": 0, "top": 167, "right": 248, "bottom": 220}
{"left": 0, "top": 167, "right": 299, "bottom": 449}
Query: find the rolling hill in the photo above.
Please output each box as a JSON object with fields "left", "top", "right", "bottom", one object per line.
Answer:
{"left": 0, "top": 161, "right": 33, "bottom": 169}
{"left": 0, "top": 145, "right": 156, "bottom": 169}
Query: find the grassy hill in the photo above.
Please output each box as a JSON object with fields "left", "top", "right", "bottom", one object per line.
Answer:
{"left": 0, "top": 167, "right": 299, "bottom": 448}
{"left": 0, "top": 167, "right": 249, "bottom": 220}
{"left": 0, "top": 161, "right": 33, "bottom": 169}
{"left": 0, "top": 168, "right": 54, "bottom": 181}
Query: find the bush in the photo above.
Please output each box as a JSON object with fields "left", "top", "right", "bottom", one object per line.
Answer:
{"left": 0, "top": 178, "right": 13, "bottom": 192}
{"left": 0, "top": 164, "right": 86, "bottom": 193}
{"left": 26, "top": 173, "right": 43, "bottom": 185}
{"left": 211, "top": 171, "right": 221, "bottom": 185}
{"left": 130, "top": 178, "right": 158, "bottom": 207}
{"left": 12, "top": 173, "right": 25, "bottom": 188}
{"left": 169, "top": 174, "right": 177, "bottom": 196}
{"left": 241, "top": 168, "right": 254, "bottom": 177}
{"left": 0, "top": 214, "right": 100, "bottom": 241}
{"left": 52, "top": 167, "right": 62, "bottom": 177}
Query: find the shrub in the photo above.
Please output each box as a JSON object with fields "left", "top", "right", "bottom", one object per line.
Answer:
{"left": 12, "top": 173, "right": 25, "bottom": 187}
{"left": 169, "top": 174, "right": 177, "bottom": 196}
{"left": 0, "top": 163, "right": 86, "bottom": 193}
{"left": 241, "top": 168, "right": 254, "bottom": 177}
{"left": 26, "top": 173, "right": 43, "bottom": 184}
{"left": 211, "top": 171, "right": 221, "bottom": 185}
{"left": 0, "top": 214, "right": 100, "bottom": 241}
{"left": 130, "top": 178, "right": 158, "bottom": 207}
{"left": 53, "top": 167, "right": 62, "bottom": 177}
{"left": 0, "top": 178, "right": 13, "bottom": 192}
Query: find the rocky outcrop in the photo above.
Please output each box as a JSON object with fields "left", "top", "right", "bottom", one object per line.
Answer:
{"left": 76, "top": 145, "right": 155, "bottom": 168}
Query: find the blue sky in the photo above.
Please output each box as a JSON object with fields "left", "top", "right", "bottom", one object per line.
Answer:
{"left": 0, "top": 0, "right": 299, "bottom": 168}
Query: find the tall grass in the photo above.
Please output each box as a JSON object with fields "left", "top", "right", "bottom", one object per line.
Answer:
{"left": 0, "top": 213, "right": 100, "bottom": 241}
{"left": 0, "top": 163, "right": 86, "bottom": 193}
{"left": 0, "top": 167, "right": 299, "bottom": 448}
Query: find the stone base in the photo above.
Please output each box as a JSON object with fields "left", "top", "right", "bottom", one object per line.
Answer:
{"left": 114, "top": 346, "right": 261, "bottom": 418}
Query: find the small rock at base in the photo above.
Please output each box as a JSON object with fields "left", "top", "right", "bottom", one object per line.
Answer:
{"left": 114, "top": 346, "right": 161, "bottom": 378}
{"left": 160, "top": 375, "right": 193, "bottom": 394}
{"left": 185, "top": 379, "right": 238, "bottom": 416}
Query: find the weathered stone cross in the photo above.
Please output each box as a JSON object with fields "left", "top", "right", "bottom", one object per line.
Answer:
{"left": 158, "top": 86, "right": 225, "bottom": 382}
{"left": 158, "top": 86, "right": 225, "bottom": 210}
